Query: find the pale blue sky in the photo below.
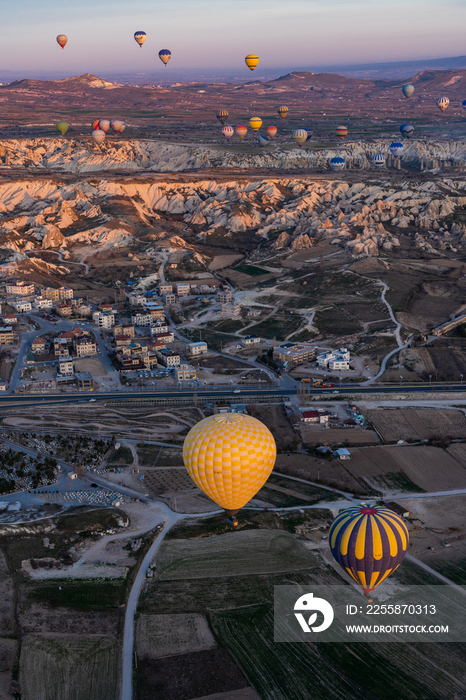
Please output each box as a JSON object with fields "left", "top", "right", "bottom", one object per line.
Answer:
{"left": 4, "top": 0, "right": 466, "bottom": 75}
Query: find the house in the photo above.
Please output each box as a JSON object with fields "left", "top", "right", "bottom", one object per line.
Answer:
{"left": 75, "top": 303, "right": 92, "bottom": 317}
{"left": 13, "top": 300, "right": 32, "bottom": 313}
{"left": 385, "top": 501, "right": 410, "bottom": 518}
{"left": 93, "top": 312, "right": 115, "bottom": 329}
{"left": 54, "top": 338, "right": 69, "bottom": 357}
{"left": 0, "top": 381, "right": 7, "bottom": 391}
{"left": 75, "top": 371, "right": 94, "bottom": 390}
{"left": 317, "top": 348, "right": 351, "bottom": 370}
{"left": 217, "top": 289, "right": 232, "bottom": 304}
{"left": 70, "top": 296, "right": 84, "bottom": 307}
{"left": 334, "top": 448, "right": 351, "bottom": 460}
{"left": 176, "top": 364, "right": 197, "bottom": 382}
{"left": 114, "top": 324, "right": 135, "bottom": 339}
{"left": 176, "top": 283, "right": 190, "bottom": 297}
{"left": 0, "top": 327, "right": 17, "bottom": 346}
{"left": 242, "top": 336, "right": 261, "bottom": 347}
{"left": 222, "top": 303, "right": 241, "bottom": 318}
{"left": 246, "top": 308, "right": 262, "bottom": 318}
{"left": 153, "top": 331, "right": 174, "bottom": 344}
{"left": 2, "top": 314, "right": 17, "bottom": 325}
{"left": 144, "top": 302, "right": 165, "bottom": 321}
{"left": 58, "top": 356, "right": 74, "bottom": 376}
{"left": 60, "top": 329, "right": 83, "bottom": 345}
{"left": 74, "top": 337, "right": 97, "bottom": 357}
{"left": 31, "top": 337, "right": 47, "bottom": 354}
{"left": 301, "top": 410, "right": 320, "bottom": 423}
{"left": 164, "top": 293, "right": 176, "bottom": 306}
{"left": 40, "top": 286, "right": 73, "bottom": 301}
{"left": 159, "top": 283, "right": 173, "bottom": 295}
{"left": 131, "top": 312, "right": 153, "bottom": 327}
{"left": 156, "top": 349, "right": 181, "bottom": 367}
{"left": 129, "top": 292, "right": 146, "bottom": 306}
{"left": 188, "top": 341, "right": 208, "bottom": 356}
{"left": 56, "top": 303, "right": 72, "bottom": 317}
{"left": 33, "top": 296, "right": 53, "bottom": 310}
{"left": 6, "top": 281, "right": 35, "bottom": 296}
{"left": 150, "top": 321, "right": 169, "bottom": 335}
{"left": 115, "top": 334, "right": 132, "bottom": 347}
{"left": 99, "top": 303, "right": 114, "bottom": 314}
{"left": 273, "top": 344, "right": 318, "bottom": 367}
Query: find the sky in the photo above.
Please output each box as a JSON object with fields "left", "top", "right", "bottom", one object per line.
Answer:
{"left": 3, "top": 0, "right": 466, "bottom": 79}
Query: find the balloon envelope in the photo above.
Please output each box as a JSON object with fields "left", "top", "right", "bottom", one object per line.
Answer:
{"left": 56, "top": 121, "right": 69, "bottom": 136}
{"left": 216, "top": 110, "right": 229, "bottom": 125}
{"left": 336, "top": 125, "right": 348, "bottom": 140}
{"left": 293, "top": 129, "right": 308, "bottom": 147}
{"left": 92, "top": 129, "right": 105, "bottom": 145}
{"left": 249, "top": 117, "right": 262, "bottom": 131}
{"left": 402, "top": 84, "right": 414, "bottom": 98}
{"left": 222, "top": 125, "right": 234, "bottom": 140}
{"left": 306, "top": 130, "right": 313, "bottom": 141}
{"left": 245, "top": 54, "right": 259, "bottom": 72}
{"left": 389, "top": 142, "right": 404, "bottom": 158}
{"left": 56, "top": 35, "right": 68, "bottom": 49}
{"left": 437, "top": 96, "right": 449, "bottom": 112}
{"left": 91, "top": 119, "right": 100, "bottom": 131}
{"left": 330, "top": 156, "right": 345, "bottom": 171}
{"left": 372, "top": 153, "right": 385, "bottom": 168}
{"left": 400, "top": 124, "right": 414, "bottom": 138}
{"left": 98, "top": 120, "right": 110, "bottom": 133}
{"left": 463, "top": 100, "right": 466, "bottom": 110}
{"left": 159, "top": 49, "right": 172, "bottom": 66}
{"left": 266, "top": 126, "right": 277, "bottom": 139}
{"left": 183, "top": 414, "right": 276, "bottom": 514}
{"left": 134, "top": 31, "right": 147, "bottom": 47}
{"left": 258, "top": 135, "right": 270, "bottom": 147}
{"left": 277, "top": 106, "right": 288, "bottom": 119}
{"left": 236, "top": 125, "right": 247, "bottom": 140}
{"left": 111, "top": 120, "right": 124, "bottom": 134}
{"left": 329, "top": 504, "right": 409, "bottom": 594}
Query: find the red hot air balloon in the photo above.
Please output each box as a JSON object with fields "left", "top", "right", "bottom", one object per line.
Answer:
{"left": 266, "top": 126, "right": 277, "bottom": 139}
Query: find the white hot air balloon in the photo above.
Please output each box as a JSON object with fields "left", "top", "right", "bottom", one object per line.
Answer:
{"left": 372, "top": 153, "right": 386, "bottom": 168}
{"left": 222, "top": 125, "right": 234, "bottom": 142}
{"left": 92, "top": 129, "right": 106, "bottom": 145}
{"left": 98, "top": 119, "right": 110, "bottom": 133}
{"left": 436, "top": 96, "right": 450, "bottom": 113}
{"left": 110, "top": 120, "right": 124, "bottom": 134}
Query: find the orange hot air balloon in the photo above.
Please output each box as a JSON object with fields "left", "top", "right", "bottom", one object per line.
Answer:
{"left": 56, "top": 35, "right": 68, "bottom": 49}
{"left": 236, "top": 125, "right": 247, "bottom": 140}
{"left": 266, "top": 126, "right": 277, "bottom": 139}
{"left": 336, "top": 126, "right": 348, "bottom": 140}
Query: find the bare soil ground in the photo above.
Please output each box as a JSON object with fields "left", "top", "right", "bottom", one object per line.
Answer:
{"left": 136, "top": 613, "right": 216, "bottom": 659}
{"left": 189, "top": 691, "right": 260, "bottom": 700}
{"left": 274, "top": 454, "right": 366, "bottom": 494}
{"left": 247, "top": 403, "right": 298, "bottom": 451}
{"left": 301, "top": 427, "right": 379, "bottom": 445}
{"left": 0, "top": 551, "right": 14, "bottom": 637}
{"left": 366, "top": 408, "right": 466, "bottom": 442}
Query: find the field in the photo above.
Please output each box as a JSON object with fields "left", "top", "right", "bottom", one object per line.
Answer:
{"left": 257, "top": 473, "right": 341, "bottom": 507}
{"left": 19, "top": 634, "right": 119, "bottom": 700}
{"left": 26, "top": 579, "right": 126, "bottom": 611}
{"left": 274, "top": 453, "right": 367, "bottom": 494}
{"left": 347, "top": 445, "right": 466, "bottom": 493}
{"left": 155, "top": 530, "right": 318, "bottom": 580}
{"left": 366, "top": 408, "right": 466, "bottom": 442}
{"left": 247, "top": 403, "right": 298, "bottom": 451}
{"left": 301, "top": 427, "right": 380, "bottom": 445}
{"left": 136, "top": 613, "right": 216, "bottom": 659}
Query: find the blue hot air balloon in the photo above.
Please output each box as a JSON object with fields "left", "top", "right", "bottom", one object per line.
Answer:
{"left": 462, "top": 100, "right": 466, "bottom": 110}
{"left": 329, "top": 504, "right": 409, "bottom": 595}
{"left": 400, "top": 124, "right": 414, "bottom": 139}
{"left": 389, "top": 142, "right": 404, "bottom": 158}
{"left": 306, "top": 130, "right": 313, "bottom": 141}
{"left": 134, "top": 31, "right": 147, "bottom": 48}
{"left": 258, "top": 135, "right": 270, "bottom": 147}
{"left": 159, "top": 49, "right": 172, "bottom": 66}
{"left": 372, "top": 154, "right": 385, "bottom": 168}
{"left": 402, "top": 84, "right": 414, "bottom": 99}
{"left": 330, "top": 156, "right": 345, "bottom": 171}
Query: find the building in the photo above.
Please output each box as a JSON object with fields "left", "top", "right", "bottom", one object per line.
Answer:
{"left": 222, "top": 303, "right": 241, "bottom": 318}
{"left": 159, "top": 283, "right": 173, "bottom": 295}
{"left": 150, "top": 321, "right": 169, "bottom": 335}
{"left": 115, "top": 334, "right": 132, "bottom": 347}
{"left": 164, "top": 293, "right": 176, "bottom": 306}
{"left": 188, "top": 341, "right": 208, "bottom": 356}
{"left": 176, "top": 283, "right": 190, "bottom": 297}
{"left": 145, "top": 302, "right": 165, "bottom": 321}
{"left": 6, "top": 281, "right": 35, "bottom": 296}
{"left": 153, "top": 331, "right": 174, "bottom": 344}
{"left": 432, "top": 315, "right": 466, "bottom": 337}
{"left": 0, "top": 381, "right": 7, "bottom": 391}
{"left": 33, "top": 296, "right": 53, "bottom": 310}
{"left": 129, "top": 292, "right": 146, "bottom": 306}
{"left": 156, "top": 349, "right": 181, "bottom": 367}
{"left": 302, "top": 410, "right": 328, "bottom": 424}
{"left": 273, "top": 344, "right": 318, "bottom": 367}
{"left": 334, "top": 448, "right": 351, "bottom": 460}
{"left": 99, "top": 303, "right": 114, "bottom": 314}
{"left": 40, "top": 286, "right": 73, "bottom": 301}
{"left": 58, "top": 356, "right": 74, "bottom": 376}
{"left": 56, "top": 303, "right": 72, "bottom": 317}
{"left": 70, "top": 296, "right": 84, "bottom": 307}
{"left": 31, "top": 337, "right": 47, "bottom": 354}
{"left": 131, "top": 312, "right": 153, "bottom": 327}
{"left": 2, "top": 314, "right": 17, "bottom": 325}
{"left": 242, "top": 336, "right": 261, "bottom": 347}
{"left": 217, "top": 289, "right": 232, "bottom": 304}
{"left": 75, "top": 303, "right": 92, "bottom": 317}
{"left": 317, "top": 348, "right": 350, "bottom": 370}
{"left": 74, "top": 337, "right": 97, "bottom": 357}
{"left": 114, "top": 324, "right": 135, "bottom": 339}
{"left": 54, "top": 338, "right": 69, "bottom": 357}
{"left": 176, "top": 364, "right": 197, "bottom": 382}
{"left": 246, "top": 308, "right": 262, "bottom": 318}
{"left": 0, "top": 327, "right": 17, "bottom": 346}
{"left": 13, "top": 300, "right": 32, "bottom": 313}
{"left": 93, "top": 312, "right": 115, "bottom": 329}
{"left": 75, "top": 371, "right": 94, "bottom": 390}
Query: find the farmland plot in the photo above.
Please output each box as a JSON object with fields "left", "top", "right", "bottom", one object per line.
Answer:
{"left": 137, "top": 613, "right": 216, "bottom": 659}
{"left": 19, "top": 634, "right": 118, "bottom": 700}
{"left": 0, "top": 550, "right": 14, "bottom": 635}
{"left": 390, "top": 446, "right": 466, "bottom": 491}
{"left": 367, "top": 408, "right": 466, "bottom": 442}
{"left": 155, "top": 530, "right": 318, "bottom": 580}
{"left": 301, "top": 427, "right": 379, "bottom": 445}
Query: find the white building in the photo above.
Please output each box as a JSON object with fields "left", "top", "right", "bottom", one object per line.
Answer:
{"left": 317, "top": 348, "right": 350, "bottom": 371}
{"left": 176, "top": 283, "right": 190, "bottom": 297}
{"left": 176, "top": 364, "right": 197, "bottom": 381}
{"left": 242, "top": 336, "right": 261, "bottom": 347}
{"left": 151, "top": 321, "right": 169, "bottom": 335}
{"left": 129, "top": 293, "right": 146, "bottom": 306}
{"left": 131, "top": 313, "right": 153, "bottom": 327}
{"left": 33, "top": 296, "right": 53, "bottom": 310}
{"left": 13, "top": 300, "right": 32, "bottom": 313}
{"left": 58, "top": 356, "right": 74, "bottom": 376}
{"left": 188, "top": 341, "right": 208, "bottom": 356}
{"left": 92, "top": 312, "right": 115, "bottom": 329}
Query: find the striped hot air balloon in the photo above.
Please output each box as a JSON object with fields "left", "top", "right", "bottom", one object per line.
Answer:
{"left": 277, "top": 106, "right": 289, "bottom": 120}
{"left": 222, "top": 125, "right": 234, "bottom": 141}
{"left": 245, "top": 54, "right": 259, "bottom": 72}
{"left": 372, "top": 153, "right": 385, "bottom": 168}
{"left": 216, "top": 110, "right": 229, "bottom": 125}
{"left": 329, "top": 504, "right": 409, "bottom": 595}
{"left": 437, "top": 96, "right": 449, "bottom": 113}
{"left": 266, "top": 126, "right": 277, "bottom": 139}
{"left": 293, "top": 129, "right": 308, "bottom": 147}
{"left": 400, "top": 124, "right": 414, "bottom": 138}
{"left": 330, "top": 156, "right": 345, "bottom": 171}
{"left": 249, "top": 117, "right": 262, "bottom": 132}
{"left": 236, "top": 125, "right": 248, "bottom": 140}
{"left": 336, "top": 125, "right": 348, "bottom": 140}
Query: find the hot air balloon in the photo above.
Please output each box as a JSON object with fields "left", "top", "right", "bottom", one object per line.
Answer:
{"left": 216, "top": 110, "right": 229, "bottom": 125}
{"left": 258, "top": 135, "right": 270, "bottom": 147}
{"left": 462, "top": 100, "right": 466, "bottom": 110}
{"left": 306, "top": 130, "right": 313, "bottom": 141}
{"left": 92, "top": 129, "right": 105, "bottom": 145}
{"left": 134, "top": 31, "right": 147, "bottom": 48}
{"left": 98, "top": 119, "right": 110, "bottom": 134}
{"left": 56, "top": 35, "right": 68, "bottom": 50}
{"left": 437, "top": 96, "right": 449, "bottom": 113}
{"left": 266, "top": 126, "right": 277, "bottom": 139}
{"left": 222, "top": 125, "right": 234, "bottom": 142}
{"left": 236, "top": 125, "right": 247, "bottom": 140}
{"left": 329, "top": 504, "right": 409, "bottom": 596}
{"left": 400, "top": 124, "right": 414, "bottom": 138}
{"left": 110, "top": 120, "right": 124, "bottom": 134}
{"left": 402, "top": 84, "right": 414, "bottom": 99}
{"left": 277, "top": 106, "right": 289, "bottom": 120}
{"left": 372, "top": 154, "right": 385, "bottom": 168}
{"left": 389, "top": 142, "right": 404, "bottom": 158}
{"left": 119, "top": 122, "right": 126, "bottom": 133}
{"left": 159, "top": 49, "right": 172, "bottom": 66}
{"left": 293, "top": 129, "right": 308, "bottom": 147}
{"left": 56, "top": 121, "right": 69, "bottom": 137}
{"left": 336, "top": 125, "right": 348, "bottom": 140}
{"left": 330, "top": 156, "right": 345, "bottom": 171}
{"left": 183, "top": 414, "right": 276, "bottom": 520}
{"left": 249, "top": 117, "right": 262, "bottom": 132}
{"left": 91, "top": 119, "right": 101, "bottom": 131}
{"left": 245, "top": 54, "right": 259, "bottom": 72}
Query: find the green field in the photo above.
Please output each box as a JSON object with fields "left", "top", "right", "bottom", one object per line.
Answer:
{"left": 234, "top": 264, "right": 270, "bottom": 276}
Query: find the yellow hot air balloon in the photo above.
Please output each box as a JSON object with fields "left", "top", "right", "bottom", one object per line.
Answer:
{"left": 249, "top": 117, "right": 262, "bottom": 132}
{"left": 183, "top": 414, "right": 276, "bottom": 518}
{"left": 277, "top": 106, "right": 289, "bottom": 120}
{"left": 245, "top": 54, "right": 259, "bottom": 72}
{"left": 56, "top": 121, "right": 69, "bottom": 136}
